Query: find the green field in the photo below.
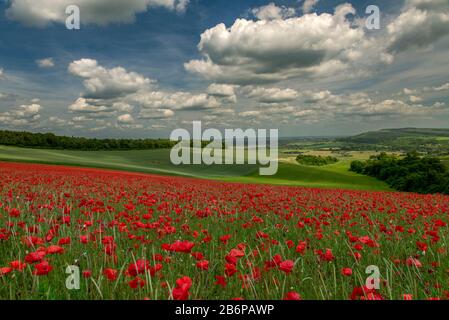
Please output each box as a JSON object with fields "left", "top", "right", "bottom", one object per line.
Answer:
{"left": 221, "top": 160, "right": 389, "bottom": 190}
{"left": 441, "top": 156, "right": 449, "bottom": 167}
{"left": 0, "top": 145, "right": 390, "bottom": 191}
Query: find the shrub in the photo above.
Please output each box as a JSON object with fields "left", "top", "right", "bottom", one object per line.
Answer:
{"left": 296, "top": 155, "right": 339, "bottom": 166}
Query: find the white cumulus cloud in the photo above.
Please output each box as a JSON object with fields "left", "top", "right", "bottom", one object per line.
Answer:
{"left": 6, "top": 0, "right": 190, "bottom": 27}
{"left": 0, "top": 103, "right": 43, "bottom": 127}
{"left": 251, "top": 3, "right": 296, "bottom": 20}
{"left": 302, "top": 0, "right": 319, "bottom": 14}
{"left": 387, "top": 0, "right": 449, "bottom": 53}
{"left": 132, "top": 91, "right": 219, "bottom": 111}
{"left": 117, "top": 114, "right": 135, "bottom": 124}
{"left": 185, "top": 4, "right": 375, "bottom": 84}
{"left": 36, "top": 58, "right": 55, "bottom": 68}
{"left": 207, "top": 83, "right": 237, "bottom": 103}
{"left": 245, "top": 87, "right": 299, "bottom": 103}
{"left": 433, "top": 83, "right": 449, "bottom": 91}
{"left": 139, "top": 108, "right": 174, "bottom": 119}
{"left": 69, "top": 59, "right": 154, "bottom": 99}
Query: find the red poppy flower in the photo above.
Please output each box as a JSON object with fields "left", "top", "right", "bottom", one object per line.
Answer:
{"left": 103, "top": 242, "right": 116, "bottom": 256}
{"left": 10, "top": 260, "right": 27, "bottom": 271}
{"left": 129, "top": 277, "right": 145, "bottom": 289}
{"left": 285, "top": 240, "right": 295, "bottom": 249}
{"left": 58, "top": 237, "right": 71, "bottom": 246}
{"left": 32, "top": 260, "right": 53, "bottom": 276}
{"left": 191, "top": 252, "right": 204, "bottom": 261}
{"left": 46, "top": 245, "right": 64, "bottom": 255}
{"left": 279, "top": 260, "right": 294, "bottom": 274}
{"left": 342, "top": 268, "right": 353, "bottom": 276}
{"left": 228, "top": 249, "right": 245, "bottom": 259}
{"left": 214, "top": 275, "right": 227, "bottom": 288}
{"left": 0, "top": 267, "right": 13, "bottom": 276}
{"left": 153, "top": 254, "right": 164, "bottom": 262}
{"left": 416, "top": 242, "right": 428, "bottom": 252}
{"left": 225, "top": 263, "right": 237, "bottom": 277}
{"left": 127, "top": 259, "right": 149, "bottom": 277}
{"left": 9, "top": 208, "right": 21, "bottom": 218}
{"left": 25, "top": 251, "right": 47, "bottom": 264}
{"left": 225, "top": 255, "right": 238, "bottom": 265}
{"left": 353, "top": 252, "right": 362, "bottom": 261}
{"left": 256, "top": 231, "right": 269, "bottom": 239}
{"left": 220, "top": 234, "right": 232, "bottom": 244}
{"left": 82, "top": 270, "right": 92, "bottom": 278}
{"left": 196, "top": 260, "right": 209, "bottom": 271}
{"left": 79, "top": 235, "right": 89, "bottom": 244}
{"left": 23, "top": 236, "right": 44, "bottom": 247}
{"left": 162, "top": 240, "right": 195, "bottom": 253}
{"left": 172, "top": 276, "right": 192, "bottom": 300}
{"left": 284, "top": 291, "right": 301, "bottom": 300}
{"left": 406, "top": 257, "right": 422, "bottom": 268}
{"left": 317, "top": 249, "right": 335, "bottom": 262}
{"left": 148, "top": 263, "right": 163, "bottom": 277}
{"left": 62, "top": 216, "right": 71, "bottom": 225}
{"left": 350, "top": 286, "right": 383, "bottom": 300}
{"left": 265, "top": 254, "right": 283, "bottom": 270}
{"left": 296, "top": 241, "right": 307, "bottom": 255}
{"left": 104, "top": 268, "right": 118, "bottom": 281}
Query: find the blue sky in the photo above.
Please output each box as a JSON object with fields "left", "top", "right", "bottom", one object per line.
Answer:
{"left": 0, "top": 0, "right": 448, "bottom": 138}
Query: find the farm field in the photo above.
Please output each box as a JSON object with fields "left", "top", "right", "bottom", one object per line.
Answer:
{"left": 0, "top": 145, "right": 256, "bottom": 178}
{"left": 0, "top": 162, "right": 448, "bottom": 300}
{"left": 0, "top": 145, "right": 389, "bottom": 191}
{"left": 221, "top": 161, "right": 389, "bottom": 191}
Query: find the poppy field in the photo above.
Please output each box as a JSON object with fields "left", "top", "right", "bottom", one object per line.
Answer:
{"left": 0, "top": 162, "right": 448, "bottom": 300}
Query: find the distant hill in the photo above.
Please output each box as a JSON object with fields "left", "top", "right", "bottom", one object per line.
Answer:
{"left": 344, "top": 128, "right": 449, "bottom": 144}
{"left": 339, "top": 128, "right": 449, "bottom": 154}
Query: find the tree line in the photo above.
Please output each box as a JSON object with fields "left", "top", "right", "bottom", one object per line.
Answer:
{"left": 0, "top": 130, "right": 177, "bottom": 151}
{"left": 350, "top": 152, "right": 449, "bottom": 194}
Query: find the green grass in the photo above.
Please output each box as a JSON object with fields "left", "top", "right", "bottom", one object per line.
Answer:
{"left": 0, "top": 145, "right": 390, "bottom": 191}
{"left": 0, "top": 145, "right": 256, "bottom": 178}
{"left": 441, "top": 156, "right": 449, "bottom": 168}
{"left": 222, "top": 161, "right": 390, "bottom": 191}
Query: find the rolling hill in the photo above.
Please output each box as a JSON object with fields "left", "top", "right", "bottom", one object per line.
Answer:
{"left": 6, "top": 128, "right": 447, "bottom": 191}
{"left": 0, "top": 145, "right": 390, "bottom": 191}
{"left": 339, "top": 128, "right": 449, "bottom": 154}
